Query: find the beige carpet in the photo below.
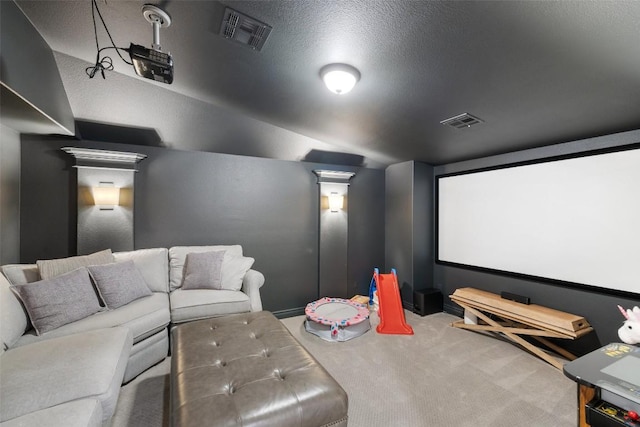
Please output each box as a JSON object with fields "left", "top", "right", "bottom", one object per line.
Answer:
{"left": 282, "top": 311, "right": 576, "bottom": 427}
{"left": 111, "top": 311, "right": 577, "bottom": 426}
{"left": 110, "top": 357, "right": 170, "bottom": 427}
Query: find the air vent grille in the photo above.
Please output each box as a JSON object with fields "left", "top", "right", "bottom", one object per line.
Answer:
{"left": 440, "top": 113, "right": 483, "bottom": 129}
{"left": 220, "top": 7, "right": 272, "bottom": 52}
{"left": 249, "top": 25, "right": 268, "bottom": 49}
{"left": 223, "top": 11, "right": 240, "bottom": 38}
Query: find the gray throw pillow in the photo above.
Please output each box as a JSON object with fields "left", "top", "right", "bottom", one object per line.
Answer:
{"left": 87, "top": 261, "right": 152, "bottom": 309}
{"left": 168, "top": 245, "right": 243, "bottom": 291}
{"left": 37, "top": 249, "right": 114, "bottom": 280}
{"left": 182, "top": 251, "right": 226, "bottom": 290}
{"left": 10, "top": 268, "right": 102, "bottom": 335}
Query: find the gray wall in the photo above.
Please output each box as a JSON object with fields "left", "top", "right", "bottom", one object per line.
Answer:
{"left": 0, "top": 1, "right": 74, "bottom": 135}
{"left": 434, "top": 130, "right": 640, "bottom": 350}
{"left": 19, "top": 136, "right": 385, "bottom": 315}
{"left": 348, "top": 169, "right": 386, "bottom": 297}
{"left": 18, "top": 128, "right": 637, "bottom": 346}
{"left": 132, "top": 144, "right": 321, "bottom": 314}
{"left": 1, "top": 124, "right": 21, "bottom": 264}
{"left": 385, "top": 161, "right": 434, "bottom": 306}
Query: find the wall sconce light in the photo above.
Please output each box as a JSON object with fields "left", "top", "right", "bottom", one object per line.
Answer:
{"left": 320, "top": 63, "right": 360, "bottom": 95}
{"left": 328, "top": 192, "right": 344, "bottom": 212}
{"left": 93, "top": 183, "right": 120, "bottom": 210}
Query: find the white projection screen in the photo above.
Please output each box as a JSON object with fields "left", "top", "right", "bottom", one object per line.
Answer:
{"left": 437, "top": 146, "right": 640, "bottom": 297}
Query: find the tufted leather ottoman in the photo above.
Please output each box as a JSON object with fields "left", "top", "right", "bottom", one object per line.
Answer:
{"left": 170, "top": 311, "right": 348, "bottom": 427}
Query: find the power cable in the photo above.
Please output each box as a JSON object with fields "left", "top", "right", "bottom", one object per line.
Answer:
{"left": 85, "top": 0, "right": 132, "bottom": 79}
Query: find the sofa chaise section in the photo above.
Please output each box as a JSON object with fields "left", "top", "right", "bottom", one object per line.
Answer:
{"left": 0, "top": 327, "right": 132, "bottom": 425}
{"left": 0, "top": 399, "right": 103, "bottom": 427}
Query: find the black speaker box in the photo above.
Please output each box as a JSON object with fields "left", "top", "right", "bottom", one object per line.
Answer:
{"left": 413, "top": 288, "right": 443, "bottom": 316}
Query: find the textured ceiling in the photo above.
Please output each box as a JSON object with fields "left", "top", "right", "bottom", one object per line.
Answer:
{"left": 15, "top": 0, "right": 640, "bottom": 168}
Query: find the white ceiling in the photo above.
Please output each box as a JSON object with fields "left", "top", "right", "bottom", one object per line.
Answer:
{"left": 15, "top": 0, "right": 640, "bottom": 168}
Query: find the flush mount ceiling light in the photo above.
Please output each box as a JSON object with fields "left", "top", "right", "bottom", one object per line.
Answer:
{"left": 320, "top": 64, "right": 361, "bottom": 95}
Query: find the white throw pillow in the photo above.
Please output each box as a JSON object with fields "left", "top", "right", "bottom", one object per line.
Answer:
{"left": 113, "top": 248, "right": 169, "bottom": 293}
{"left": 37, "top": 249, "right": 114, "bottom": 280}
{"left": 221, "top": 255, "right": 254, "bottom": 291}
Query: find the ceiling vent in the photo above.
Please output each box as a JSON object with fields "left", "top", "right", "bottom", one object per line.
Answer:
{"left": 220, "top": 7, "right": 272, "bottom": 51}
{"left": 440, "top": 113, "right": 483, "bottom": 129}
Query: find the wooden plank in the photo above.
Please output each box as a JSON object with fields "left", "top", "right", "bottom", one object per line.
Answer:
{"left": 450, "top": 320, "right": 569, "bottom": 338}
{"left": 532, "top": 336, "right": 577, "bottom": 361}
{"left": 451, "top": 294, "right": 580, "bottom": 338}
{"left": 452, "top": 295, "right": 593, "bottom": 339}
{"left": 452, "top": 288, "right": 590, "bottom": 332}
{"left": 451, "top": 287, "right": 592, "bottom": 338}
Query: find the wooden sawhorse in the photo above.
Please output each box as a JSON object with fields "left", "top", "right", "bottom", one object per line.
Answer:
{"left": 450, "top": 288, "right": 593, "bottom": 370}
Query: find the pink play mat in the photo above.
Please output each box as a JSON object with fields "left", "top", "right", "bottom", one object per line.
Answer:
{"left": 304, "top": 297, "right": 370, "bottom": 341}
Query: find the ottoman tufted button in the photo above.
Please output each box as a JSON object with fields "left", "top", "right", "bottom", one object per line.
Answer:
{"left": 273, "top": 369, "right": 283, "bottom": 380}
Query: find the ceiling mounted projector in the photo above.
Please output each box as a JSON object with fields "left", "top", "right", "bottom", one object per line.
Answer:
{"left": 130, "top": 4, "right": 174, "bottom": 84}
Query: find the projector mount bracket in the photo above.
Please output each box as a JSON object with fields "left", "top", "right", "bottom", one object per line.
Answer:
{"left": 142, "top": 4, "right": 171, "bottom": 51}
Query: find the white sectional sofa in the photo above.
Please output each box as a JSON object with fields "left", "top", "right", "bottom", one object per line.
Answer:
{"left": 0, "top": 245, "right": 264, "bottom": 427}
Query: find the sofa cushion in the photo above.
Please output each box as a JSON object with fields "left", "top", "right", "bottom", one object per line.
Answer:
{"left": 88, "top": 261, "right": 152, "bottom": 309}
{"left": 1, "top": 264, "right": 40, "bottom": 285}
{"left": 0, "top": 399, "right": 102, "bottom": 427}
{"left": 221, "top": 255, "right": 255, "bottom": 291}
{"left": 169, "top": 245, "right": 243, "bottom": 291}
{"left": 10, "top": 268, "right": 102, "bottom": 335}
{"left": 113, "top": 248, "right": 169, "bottom": 293}
{"left": 182, "top": 251, "right": 225, "bottom": 290}
{"left": 13, "top": 293, "right": 170, "bottom": 348}
{"left": 170, "top": 288, "right": 251, "bottom": 324}
{"left": 0, "top": 274, "right": 28, "bottom": 351}
{"left": 36, "top": 249, "right": 114, "bottom": 280}
{"left": 0, "top": 327, "right": 132, "bottom": 423}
